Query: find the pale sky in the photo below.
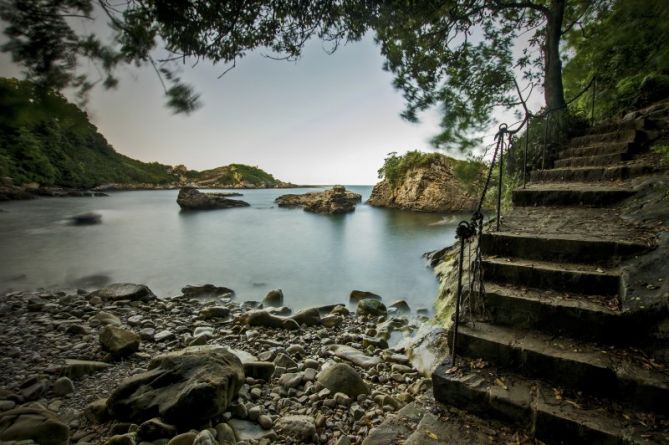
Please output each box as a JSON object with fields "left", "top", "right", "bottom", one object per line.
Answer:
{"left": 0, "top": 31, "right": 452, "bottom": 185}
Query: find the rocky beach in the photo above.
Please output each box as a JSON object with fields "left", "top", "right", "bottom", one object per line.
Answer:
{"left": 0, "top": 283, "right": 447, "bottom": 445}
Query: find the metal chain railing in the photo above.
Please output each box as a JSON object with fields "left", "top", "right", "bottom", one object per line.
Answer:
{"left": 450, "top": 76, "right": 599, "bottom": 366}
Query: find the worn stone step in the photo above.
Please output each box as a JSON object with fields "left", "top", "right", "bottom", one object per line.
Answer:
{"left": 554, "top": 152, "right": 631, "bottom": 168}
{"left": 569, "top": 128, "right": 640, "bottom": 148}
{"left": 482, "top": 256, "right": 621, "bottom": 295}
{"left": 480, "top": 232, "right": 648, "bottom": 265}
{"left": 452, "top": 322, "right": 669, "bottom": 413}
{"left": 582, "top": 118, "right": 644, "bottom": 136}
{"left": 530, "top": 164, "right": 657, "bottom": 183}
{"left": 482, "top": 283, "right": 624, "bottom": 341}
{"left": 559, "top": 141, "right": 634, "bottom": 159}
{"left": 512, "top": 185, "right": 635, "bottom": 207}
{"left": 432, "top": 365, "right": 668, "bottom": 444}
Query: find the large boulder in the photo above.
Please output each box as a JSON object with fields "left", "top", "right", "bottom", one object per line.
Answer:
{"left": 275, "top": 186, "right": 362, "bottom": 214}
{"left": 350, "top": 290, "right": 381, "bottom": 303}
{"left": 100, "top": 326, "right": 140, "bottom": 358}
{"left": 91, "top": 283, "right": 157, "bottom": 302}
{"left": 0, "top": 405, "right": 69, "bottom": 445}
{"left": 177, "top": 187, "right": 250, "bottom": 210}
{"left": 317, "top": 363, "right": 369, "bottom": 398}
{"left": 107, "top": 345, "right": 244, "bottom": 427}
{"left": 262, "top": 289, "right": 284, "bottom": 307}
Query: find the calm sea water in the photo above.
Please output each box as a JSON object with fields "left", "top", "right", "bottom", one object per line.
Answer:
{"left": 0, "top": 186, "right": 462, "bottom": 312}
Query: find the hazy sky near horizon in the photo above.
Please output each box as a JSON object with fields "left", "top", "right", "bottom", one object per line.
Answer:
{"left": 0, "top": 30, "right": 456, "bottom": 185}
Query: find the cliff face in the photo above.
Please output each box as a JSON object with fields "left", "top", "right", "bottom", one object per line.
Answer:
{"left": 368, "top": 156, "right": 479, "bottom": 212}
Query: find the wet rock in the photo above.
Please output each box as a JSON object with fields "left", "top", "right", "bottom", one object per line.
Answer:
{"left": 350, "top": 290, "right": 381, "bottom": 302}
{"left": 51, "top": 359, "right": 112, "bottom": 379}
{"left": 137, "top": 418, "right": 177, "bottom": 441}
{"left": 328, "top": 344, "right": 382, "bottom": 369}
{"left": 199, "top": 306, "right": 230, "bottom": 319}
{"left": 228, "top": 418, "right": 276, "bottom": 442}
{"left": 356, "top": 299, "right": 387, "bottom": 317}
{"left": 0, "top": 405, "right": 69, "bottom": 445}
{"left": 317, "top": 363, "right": 369, "bottom": 398}
{"left": 193, "top": 429, "right": 217, "bottom": 445}
{"left": 182, "top": 284, "right": 234, "bottom": 299}
{"left": 278, "top": 372, "right": 303, "bottom": 389}
{"left": 52, "top": 377, "right": 74, "bottom": 396}
{"left": 244, "top": 310, "right": 299, "bottom": 330}
{"left": 274, "top": 353, "right": 297, "bottom": 370}
{"left": 84, "top": 398, "right": 109, "bottom": 423}
{"left": 290, "top": 308, "right": 321, "bottom": 326}
{"left": 105, "top": 433, "right": 136, "bottom": 445}
{"left": 258, "top": 414, "right": 273, "bottom": 430}
{"left": 321, "top": 314, "right": 342, "bottom": 328}
{"left": 177, "top": 187, "right": 250, "bottom": 210}
{"left": 274, "top": 415, "right": 316, "bottom": 442}
{"left": 91, "top": 283, "right": 157, "bottom": 302}
{"left": 262, "top": 289, "right": 284, "bottom": 307}
{"left": 275, "top": 186, "right": 362, "bottom": 214}
{"left": 92, "top": 311, "right": 122, "bottom": 326}
{"left": 100, "top": 326, "right": 140, "bottom": 358}
{"left": 215, "top": 422, "right": 237, "bottom": 445}
{"left": 107, "top": 345, "right": 244, "bottom": 427}
{"left": 167, "top": 432, "right": 197, "bottom": 445}
{"left": 20, "top": 378, "right": 47, "bottom": 401}
{"left": 154, "top": 329, "right": 176, "bottom": 342}
{"left": 243, "top": 361, "right": 275, "bottom": 382}
{"left": 389, "top": 300, "right": 411, "bottom": 313}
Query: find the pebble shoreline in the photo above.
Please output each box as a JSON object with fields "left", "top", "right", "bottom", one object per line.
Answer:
{"left": 0, "top": 284, "right": 437, "bottom": 445}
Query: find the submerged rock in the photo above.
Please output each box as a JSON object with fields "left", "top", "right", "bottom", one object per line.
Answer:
{"left": 262, "top": 289, "right": 284, "bottom": 307}
{"left": 70, "top": 212, "right": 102, "bottom": 225}
{"left": 275, "top": 185, "right": 362, "bottom": 214}
{"left": 177, "top": 187, "right": 250, "bottom": 210}
{"left": 107, "top": 345, "right": 244, "bottom": 426}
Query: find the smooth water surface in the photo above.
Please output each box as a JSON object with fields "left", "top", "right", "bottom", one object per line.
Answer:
{"left": 0, "top": 187, "right": 462, "bottom": 311}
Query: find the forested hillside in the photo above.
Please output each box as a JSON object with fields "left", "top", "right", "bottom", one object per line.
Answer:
{"left": 0, "top": 78, "right": 292, "bottom": 190}
{"left": 0, "top": 78, "right": 177, "bottom": 188}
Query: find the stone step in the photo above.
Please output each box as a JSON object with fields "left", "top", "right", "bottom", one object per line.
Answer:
{"left": 482, "top": 256, "right": 621, "bottom": 295}
{"left": 569, "top": 128, "right": 639, "bottom": 148}
{"left": 480, "top": 232, "right": 649, "bottom": 265}
{"left": 530, "top": 164, "right": 656, "bottom": 183}
{"left": 559, "top": 141, "right": 633, "bottom": 159}
{"left": 512, "top": 185, "right": 635, "bottom": 207}
{"left": 554, "top": 152, "right": 631, "bottom": 168}
{"left": 452, "top": 322, "right": 669, "bottom": 414}
{"left": 581, "top": 118, "right": 643, "bottom": 136}
{"left": 432, "top": 365, "right": 668, "bottom": 444}
{"left": 482, "top": 283, "right": 627, "bottom": 342}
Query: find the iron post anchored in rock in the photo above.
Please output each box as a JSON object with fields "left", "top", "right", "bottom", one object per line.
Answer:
{"left": 451, "top": 220, "right": 477, "bottom": 366}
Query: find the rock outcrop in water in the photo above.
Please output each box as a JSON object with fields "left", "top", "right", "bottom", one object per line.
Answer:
{"left": 176, "top": 187, "right": 250, "bottom": 210}
{"left": 275, "top": 185, "right": 362, "bottom": 214}
{"left": 368, "top": 153, "right": 480, "bottom": 212}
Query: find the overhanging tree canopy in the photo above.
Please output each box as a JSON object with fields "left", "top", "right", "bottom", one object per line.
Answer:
{"left": 0, "top": 0, "right": 610, "bottom": 150}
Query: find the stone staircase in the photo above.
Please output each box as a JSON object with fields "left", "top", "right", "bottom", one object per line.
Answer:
{"left": 432, "top": 107, "right": 669, "bottom": 444}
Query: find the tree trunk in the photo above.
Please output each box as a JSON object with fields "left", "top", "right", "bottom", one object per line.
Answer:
{"left": 544, "top": 0, "right": 567, "bottom": 111}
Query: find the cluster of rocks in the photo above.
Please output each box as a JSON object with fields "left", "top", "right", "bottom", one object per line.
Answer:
{"left": 0, "top": 283, "right": 435, "bottom": 445}
{"left": 275, "top": 186, "right": 362, "bottom": 214}
{"left": 176, "top": 188, "right": 250, "bottom": 211}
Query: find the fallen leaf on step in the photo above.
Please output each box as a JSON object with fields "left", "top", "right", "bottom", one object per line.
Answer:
{"left": 596, "top": 267, "right": 604, "bottom": 273}
{"left": 565, "top": 400, "right": 582, "bottom": 409}
{"left": 425, "top": 431, "right": 439, "bottom": 440}
{"left": 495, "top": 377, "right": 508, "bottom": 390}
